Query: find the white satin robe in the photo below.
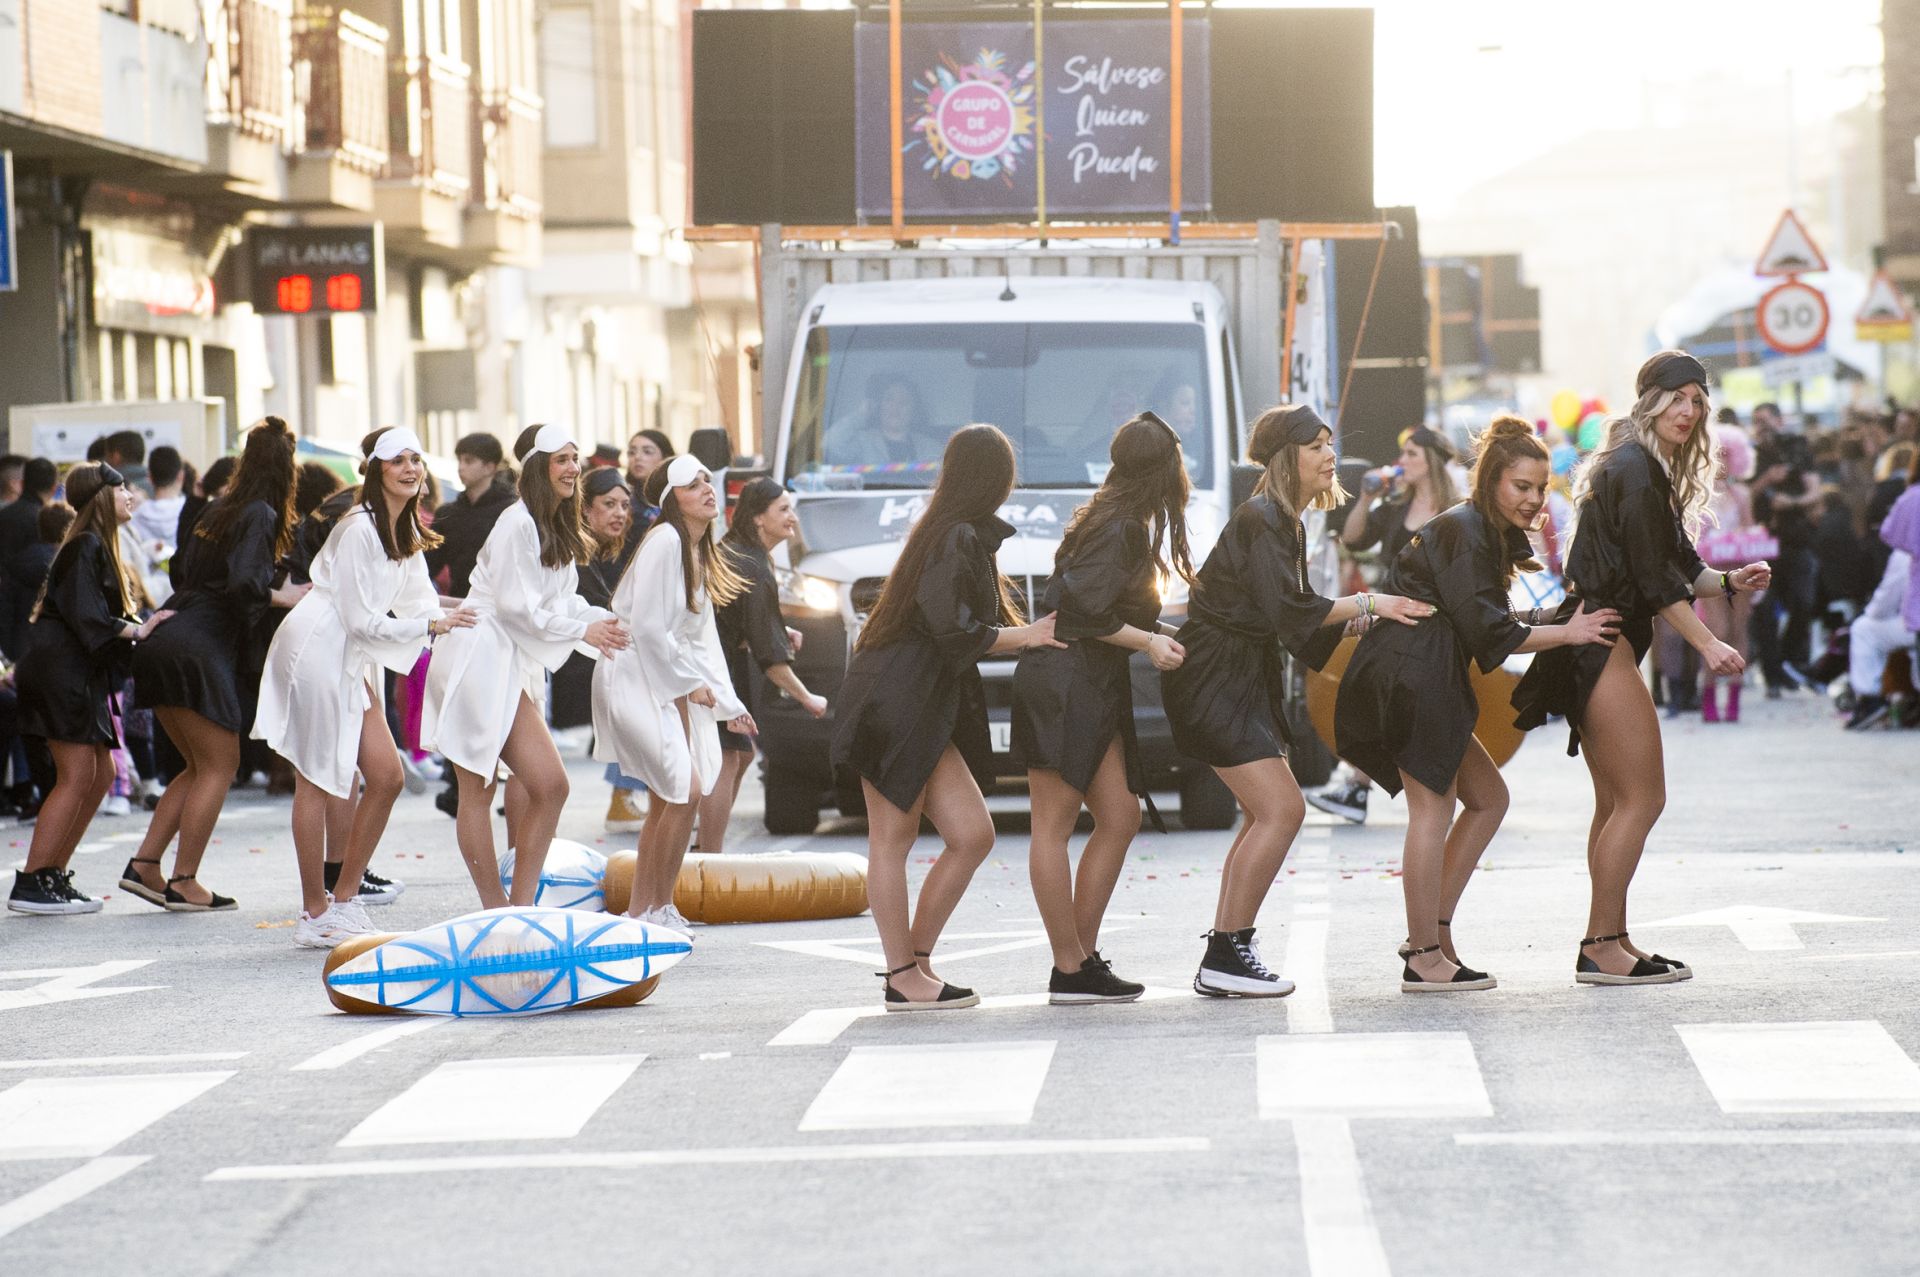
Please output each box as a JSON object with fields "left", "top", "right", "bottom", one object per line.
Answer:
{"left": 424, "top": 502, "right": 614, "bottom": 777}
{"left": 593, "top": 524, "right": 745, "bottom": 804}
{"left": 254, "top": 507, "right": 440, "bottom": 798}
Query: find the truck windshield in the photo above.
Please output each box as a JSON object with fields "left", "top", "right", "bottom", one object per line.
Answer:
{"left": 787, "top": 323, "right": 1213, "bottom": 490}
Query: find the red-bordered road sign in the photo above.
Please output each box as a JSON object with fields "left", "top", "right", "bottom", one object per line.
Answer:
{"left": 1757, "top": 279, "right": 1829, "bottom": 355}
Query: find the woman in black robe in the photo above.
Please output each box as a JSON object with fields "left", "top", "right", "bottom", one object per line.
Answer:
{"left": 700, "top": 478, "right": 827, "bottom": 852}
{"left": 9, "top": 466, "right": 171, "bottom": 915}
{"left": 1336, "top": 416, "right": 1619, "bottom": 991}
{"left": 126, "top": 418, "right": 305, "bottom": 911}
{"left": 1512, "top": 352, "right": 1772, "bottom": 984}
{"left": 831, "top": 425, "right": 1063, "bottom": 1011}
{"left": 1014, "top": 413, "right": 1194, "bottom": 1004}
{"left": 1163, "top": 405, "right": 1431, "bottom": 998}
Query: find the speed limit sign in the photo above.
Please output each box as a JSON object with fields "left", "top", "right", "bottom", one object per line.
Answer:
{"left": 1757, "top": 280, "right": 1830, "bottom": 355}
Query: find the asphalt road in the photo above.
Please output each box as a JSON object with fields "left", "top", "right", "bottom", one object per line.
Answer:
{"left": 3, "top": 692, "right": 1917, "bottom": 1276}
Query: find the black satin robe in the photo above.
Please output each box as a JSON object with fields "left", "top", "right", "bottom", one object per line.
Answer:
{"left": 830, "top": 516, "right": 1011, "bottom": 810}
{"left": 1512, "top": 442, "right": 1707, "bottom": 754}
{"left": 1335, "top": 504, "right": 1531, "bottom": 796}
{"left": 17, "top": 533, "right": 135, "bottom": 746}
{"left": 1012, "top": 517, "right": 1159, "bottom": 798}
{"left": 715, "top": 540, "right": 793, "bottom": 752}
{"left": 134, "top": 499, "right": 278, "bottom": 733}
{"left": 1161, "top": 495, "right": 1342, "bottom": 768}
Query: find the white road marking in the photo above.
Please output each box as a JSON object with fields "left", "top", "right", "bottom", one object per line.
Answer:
{"left": 1294, "top": 900, "right": 1331, "bottom": 916}
{"left": 1459, "top": 1129, "right": 1920, "bottom": 1147}
{"left": 0, "top": 961, "right": 161, "bottom": 1013}
{"left": 1259, "top": 1032, "right": 1492, "bottom": 1120}
{"left": 338, "top": 1056, "right": 645, "bottom": 1146}
{"left": 1639, "top": 905, "right": 1883, "bottom": 952}
{"left": 1677, "top": 1021, "right": 1920, "bottom": 1114}
{"left": 757, "top": 927, "right": 1130, "bottom": 968}
{"left": 71, "top": 842, "right": 113, "bottom": 857}
{"left": 0, "top": 1156, "right": 150, "bottom": 1240}
{"left": 205, "top": 1137, "right": 1213, "bottom": 1181}
{"left": 1802, "top": 950, "right": 1920, "bottom": 963}
{"left": 291, "top": 1019, "right": 445, "bottom": 1072}
{"left": 0, "top": 1072, "right": 233, "bottom": 1160}
{"left": 799, "top": 1041, "right": 1056, "bottom": 1131}
{"left": 1293, "top": 1116, "right": 1392, "bottom": 1277}
{"left": 767, "top": 986, "right": 1186, "bottom": 1048}
{"left": 0, "top": 1053, "right": 246, "bottom": 1070}
{"left": 1282, "top": 919, "right": 1331, "bottom": 1035}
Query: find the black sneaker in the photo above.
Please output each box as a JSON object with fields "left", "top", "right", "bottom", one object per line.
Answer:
{"left": 357, "top": 869, "right": 404, "bottom": 905}
{"left": 434, "top": 783, "right": 459, "bottom": 819}
{"left": 1305, "top": 780, "right": 1368, "bottom": 824}
{"left": 1194, "top": 927, "right": 1296, "bottom": 998}
{"left": 50, "top": 868, "right": 102, "bottom": 914}
{"left": 1846, "top": 695, "right": 1890, "bottom": 730}
{"left": 7, "top": 868, "right": 98, "bottom": 915}
{"left": 1049, "top": 954, "right": 1145, "bottom": 1005}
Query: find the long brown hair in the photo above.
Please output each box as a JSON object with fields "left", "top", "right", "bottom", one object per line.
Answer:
{"left": 1248, "top": 405, "right": 1349, "bottom": 519}
{"left": 30, "top": 470, "right": 134, "bottom": 623}
{"left": 1470, "top": 413, "right": 1549, "bottom": 581}
{"left": 360, "top": 427, "right": 442, "bottom": 562}
{"left": 858, "top": 424, "right": 1024, "bottom": 651}
{"left": 642, "top": 470, "right": 747, "bottom": 613}
{"left": 197, "top": 415, "right": 297, "bottom": 558}
{"left": 1057, "top": 413, "right": 1196, "bottom": 587}
{"left": 514, "top": 424, "right": 589, "bottom": 569}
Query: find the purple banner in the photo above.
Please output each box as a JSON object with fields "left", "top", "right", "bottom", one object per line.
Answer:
{"left": 855, "top": 19, "right": 1211, "bottom": 219}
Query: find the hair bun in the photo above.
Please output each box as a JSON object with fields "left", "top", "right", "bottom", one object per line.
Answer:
{"left": 1486, "top": 413, "right": 1533, "bottom": 439}
{"left": 258, "top": 415, "right": 292, "bottom": 438}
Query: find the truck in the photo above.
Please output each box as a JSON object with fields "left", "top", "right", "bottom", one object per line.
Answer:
{"left": 730, "top": 222, "right": 1361, "bottom": 834}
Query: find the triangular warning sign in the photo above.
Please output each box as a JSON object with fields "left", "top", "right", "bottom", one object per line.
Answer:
{"left": 1755, "top": 210, "right": 1828, "bottom": 277}
{"left": 1856, "top": 271, "right": 1913, "bottom": 325}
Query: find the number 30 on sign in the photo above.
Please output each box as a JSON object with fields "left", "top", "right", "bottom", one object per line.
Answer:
{"left": 1757, "top": 280, "right": 1829, "bottom": 355}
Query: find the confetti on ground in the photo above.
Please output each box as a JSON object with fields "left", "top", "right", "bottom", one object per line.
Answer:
{"left": 254, "top": 919, "right": 296, "bottom": 930}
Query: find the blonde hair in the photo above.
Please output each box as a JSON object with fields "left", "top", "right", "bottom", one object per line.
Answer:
{"left": 1570, "top": 384, "right": 1718, "bottom": 534}
{"left": 1247, "top": 407, "right": 1348, "bottom": 519}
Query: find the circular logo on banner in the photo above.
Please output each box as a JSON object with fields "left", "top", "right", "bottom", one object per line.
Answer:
{"left": 1757, "top": 280, "right": 1830, "bottom": 355}
{"left": 936, "top": 81, "right": 1015, "bottom": 162}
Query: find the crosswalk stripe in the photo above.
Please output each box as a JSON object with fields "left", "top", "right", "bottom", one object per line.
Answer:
{"left": 0, "top": 1156, "right": 151, "bottom": 1240}
{"left": 800, "top": 1041, "right": 1056, "bottom": 1131}
{"left": 1283, "top": 919, "right": 1332, "bottom": 1035}
{"left": 292, "top": 1019, "right": 444, "bottom": 1072}
{"left": 0, "top": 1072, "right": 234, "bottom": 1161}
{"left": 1258, "top": 1032, "right": 1493, "bottom": 1120}
{"left": 1677, "top": 1021, "right": 1920, "bottom": 1114}
{"left": 338, "top": 1056, "right": 646, "bottom": 1147}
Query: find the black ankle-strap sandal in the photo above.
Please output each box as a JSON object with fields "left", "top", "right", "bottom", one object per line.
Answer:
{"left": 117, "top": 856, "right": 168, "bottom": 908}
{"left": 1618, "top": 930, "right": 1692, "bottom": 980}
{"left": 1575, "top": 933, "right": 1677, "bottom": 985}
{"left": 877, "top": 960, "right": 979, "bottom": 1013}
{"left": 1400, "top": 944, "right": 1496, "bottom": 992}
{"left": 162, "top": 874, "right": 237, "bottom": 914}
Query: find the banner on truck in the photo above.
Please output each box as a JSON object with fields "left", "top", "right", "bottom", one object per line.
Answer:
{"left": 854, "top": 19, "right": 1211, "bottom": 219}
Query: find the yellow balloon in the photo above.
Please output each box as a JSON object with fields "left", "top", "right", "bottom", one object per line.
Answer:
{"left": 1550, "top": 390, "right": 1583, "bottom": 430}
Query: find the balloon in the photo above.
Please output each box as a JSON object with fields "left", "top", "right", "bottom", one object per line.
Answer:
{"left": 1550, "top": 390, "right": 1583, "bottom": 430}
{"left": 1577, "top": 412, "right": 1608, "bottom": 451}
{"left": 1581, "top": 397, "right": 1608, "bottom": 418}
{"left": 1551, "top": 443, "right": 1580, "bottom": 476}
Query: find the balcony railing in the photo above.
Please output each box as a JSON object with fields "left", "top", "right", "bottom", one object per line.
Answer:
{"left": 474, "top": 87, "right": 542, "bottom": 219}
{"left": 388, "top": 48, "right": 472, "bottom": 198}
{"left": 293, "top": 5, "right": 390, "bottom": 174}
{"left": 206, "top": 0, "right": 294, "bottom": 144}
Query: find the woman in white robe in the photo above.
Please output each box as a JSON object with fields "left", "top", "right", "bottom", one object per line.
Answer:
{"left": 425, "top": 423, "right": 630, "bottom": 907}
{"left": 595, "top": 455, "right": 753, "bottom": 928}
{"left": 256, "top": 428, "right": 476, "bottom": 946}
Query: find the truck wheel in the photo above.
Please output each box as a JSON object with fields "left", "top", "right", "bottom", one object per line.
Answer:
{"left": 762, "top": 768, "right": 820, "bottom": 836}
{"left": 1178, "top": 768, "right": 1237, "bottom": 831}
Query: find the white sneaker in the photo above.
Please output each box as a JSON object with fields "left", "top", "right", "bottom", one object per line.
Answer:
{"left": 99, "top": 794, "right": 132, "bottom": 816}
{"left": 662, "top": 904, "right": 696, "bottom": 932}
{"left": 294, "top": 901, "right": 374, "bottom": 949}
{"left": 637, "top": 906, "right": 693, "bottom": 940}
{"left": 332, "top": 896, "right": 375, "bottom": 932}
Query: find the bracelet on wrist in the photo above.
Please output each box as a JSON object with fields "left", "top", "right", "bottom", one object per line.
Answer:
{"left": 1721, "top": 570, "right": 1735, "bottom": 597}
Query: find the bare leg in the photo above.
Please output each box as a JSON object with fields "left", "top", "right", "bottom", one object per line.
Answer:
{"left": 503, "top": 776, "right": 527, "bottom": 854}
{"left": 909, "top": 746, "right": 996, "bottom": 976}
{"left": 1578, "top": 641, "right": 1667, "bottom": 975}
{"left": 24, "top": 743, "right": 111, "bottom": 873}
{"left": 452, "top": 764, "right": 506, "bottom": 908}
{"left": 1027, "top": 766, "right": 1091, "bottom": 973}
{"left": 323, "top": 785, "right": 357, "bottom": 861}
{"left": 694, "top": 749, "right": 750, "bottom": 853}
{"left": 1434, "top": 738, "right": 1509, "bottom": 963}
{"left": 1211, "top": 757, "right": 1305, "bottom": 931}
{"left": 860, "top": 775, "right": 942, "bottom": 1002}
{"left": 331, "top": 700, "right": 406, "bottom": 901}
{"left": 1073, "top": 743, "right": 1141, "bottom": 956}
{"left": 494, "top": 693, "right": 568, "bottom": 907}
{"left": 149, "top": 707, "right": 239, "bottom": 904}
{"left": 1397, "top": 767, "right": 1460, "bottom": 982}
{"left": 291, "top": 775, "right": 332, "bottom": 917}
{"left": 630, "top": 699, "right": 699, "bottom": 912}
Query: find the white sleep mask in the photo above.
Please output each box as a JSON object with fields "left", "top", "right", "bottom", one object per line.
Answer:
{"left": 663, "top": 454, "right": 708, "bottom": 489}
{"left": 366, "top": 427, "right": 425, "bottom": 461}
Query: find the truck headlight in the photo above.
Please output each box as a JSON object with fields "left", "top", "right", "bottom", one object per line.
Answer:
{"left": 777, "top": 568, "right": 840, "bottom": 614}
